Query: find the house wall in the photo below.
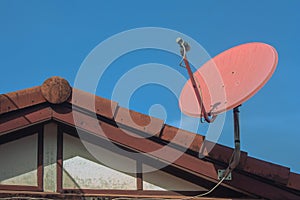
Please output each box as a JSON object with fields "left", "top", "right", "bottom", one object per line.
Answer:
{"left": 62, "top": 132, "right": 206, "bottom": 192}
{"left": 63, "top": 133, "right": 137, "bottom": 190}
{"left": 0, "top": 122, "right": 207, "bottom": 193}
{"left": 0, "top": 133, "right": 38, "bottom": 186}
{"left": 143, "top": 165, "right": 207, "bottom": 191}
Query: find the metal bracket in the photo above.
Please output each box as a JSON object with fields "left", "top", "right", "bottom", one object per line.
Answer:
{"left": 218, "top": 169, "right": 232, "bottom": 180}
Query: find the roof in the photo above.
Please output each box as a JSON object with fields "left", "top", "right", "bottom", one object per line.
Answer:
{"left": 1, "top": 76, "right": 300, "bottom": 199}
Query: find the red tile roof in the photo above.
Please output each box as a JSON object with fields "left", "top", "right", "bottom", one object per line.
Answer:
{"left": 1, "top": 76, "right": 300, "bottom": 199}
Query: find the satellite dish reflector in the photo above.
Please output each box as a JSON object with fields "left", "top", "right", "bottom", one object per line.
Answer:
{"left": 179, "top": 42, "right": 278, "bottom": 117}
{"left": 176, "top": 40, "right": 278, "bottom": 197}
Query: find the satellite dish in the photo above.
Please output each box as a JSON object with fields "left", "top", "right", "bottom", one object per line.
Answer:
{"left": 176, "top": 39, "right": 278, "bottom": 197}
{"left": 179, "top": 42, "right": 278, "bottom": 117}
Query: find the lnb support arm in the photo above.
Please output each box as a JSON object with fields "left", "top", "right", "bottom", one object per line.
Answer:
{"left": 177, "top": 37, "right": 216, "bottom": 123}
{"left": 182, "top": 57, "right": 217, "bottom": 123}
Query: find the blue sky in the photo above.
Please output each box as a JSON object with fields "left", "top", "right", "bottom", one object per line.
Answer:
{"left": 1, "top": 1, "right": 300, "bottom": 172}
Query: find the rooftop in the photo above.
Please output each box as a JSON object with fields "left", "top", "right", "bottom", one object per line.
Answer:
{"left": 0, "top": 76, "right": 300, "bottom": 199}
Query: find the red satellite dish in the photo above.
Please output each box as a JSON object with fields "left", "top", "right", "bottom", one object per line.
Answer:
{"left": 176, "top": 40, "right": 278, "bottom": 196}
{"left": 179, "top": 42, "right": 278, "bottom": 117}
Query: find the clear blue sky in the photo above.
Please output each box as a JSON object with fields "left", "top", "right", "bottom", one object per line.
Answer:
{"left": 1, "top": 1, "right": 299, "bottom": 172}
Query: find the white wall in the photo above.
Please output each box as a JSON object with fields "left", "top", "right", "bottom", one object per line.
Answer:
{"left": 143, "top": 165, "right": 207, "bottom": 191}
{"left": 63, "top": 133, "right": 137, "bottom": 190}
{"left": 0, "top": 122, "right": 207, "bottom": 193}
{"left": 0, "top": 134, "right": 38, "bottom": 186}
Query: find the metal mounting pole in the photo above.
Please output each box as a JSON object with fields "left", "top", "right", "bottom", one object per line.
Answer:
{"left": 193, "top": 105, "right": 242, "bottom": 197}
{"left": 231, "top": 105, "right": 241, "bottom": 169}
{"left": 219, "top": 105, "right": 241, "bottom": 180}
